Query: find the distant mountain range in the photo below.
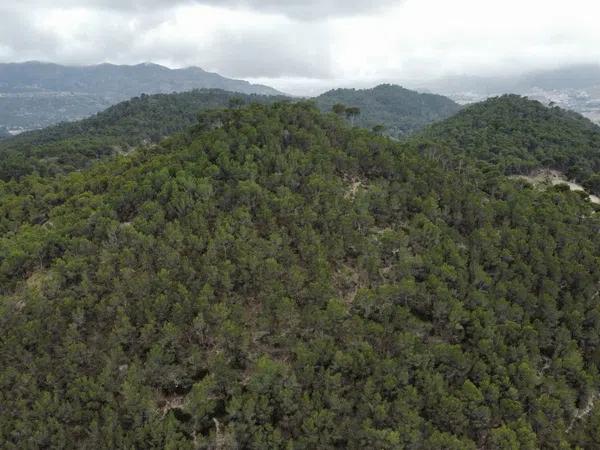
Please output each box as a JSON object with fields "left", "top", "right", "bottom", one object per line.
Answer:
{"left": 3, "top": 62, "right": 600, "bottom": 133}
{"left": 419, "top": 65, "right": 600, "bottom": 124}
{"left": 0, "top": 62, "right": 283, "bottom": 132}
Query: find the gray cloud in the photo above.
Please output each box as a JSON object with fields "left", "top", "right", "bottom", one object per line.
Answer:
{"left": 126, "top": 25, "right": 334, "bottom": 78}
{"left": 0, "top": 8, "right": 61, "bottom": 55}
{"left": 1, "top": 0, "right": 600, "bottom": 96}
{"left": 203, "top": 27, "right": 334, "bottom": 78}
{"left": 0, "top": 1, "right": 335, "bottom": 79}
{"left": 9, "top": 0, "right": 399, "bottom": 19}
{"left": 186, "top": 0, "right": 400, "bottom": 20}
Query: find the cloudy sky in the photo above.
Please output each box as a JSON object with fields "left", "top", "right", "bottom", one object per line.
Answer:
{"left": 1, "top": 0, "right": 599, "bottom": 95}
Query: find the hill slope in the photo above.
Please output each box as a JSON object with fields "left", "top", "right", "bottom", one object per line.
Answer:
{"left": 0, "top": 62, "right": 283, "bottom": 131}
{"left": 315, "top": 84, "right": 461, "bottom": 136}
{"left": 420, "top": 94, "right": 600, "bottom": 194}
{"left": 0, "top": 85, "right": 462, "bottom": 181}
{"left": 0, "top": 89, "right": 285, "bottom": 180}
{"left": 2, "top": 102, "right": 600, "bottom": 448}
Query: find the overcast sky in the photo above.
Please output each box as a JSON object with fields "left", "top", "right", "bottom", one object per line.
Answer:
{"left": 1, "top": 0, "right": 599, "bottom": 95}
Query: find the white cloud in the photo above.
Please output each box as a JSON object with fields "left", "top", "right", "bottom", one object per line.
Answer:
{"left": 5, "top": 0, "right": 398, "bottom": 19}
{"left": 129, "top": 6, "right": 333, "bottom": 77}
{"left": 328, "top": 0, "right": 600, "bottom": 80}
{"left": 1, "top": 0, "right": 600, "bottom": 95}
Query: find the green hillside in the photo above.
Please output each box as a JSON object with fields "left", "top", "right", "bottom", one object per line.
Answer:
{"left": 0, "top": 85, "right": 461, "bottom": 181}
{"left": 0, "top": 89, "right": 285, "bottom": 180}
{"left": 2, "top": 102, "right": 600, "bottom": 448}
{"left": 316, "top": 84, "right": 461, "bottom": 137}
{"left": 420, "top": 94, "right": 600, "bottom": 194}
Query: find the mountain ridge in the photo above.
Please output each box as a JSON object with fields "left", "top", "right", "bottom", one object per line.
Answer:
{"left": 0, "top": 84, "right": 460, "bottom": 180}
{"left": 0, "top": 61, "right": 284, "bottom": 131}
{"left": 0, "top": 61, "right": 283, "bottom": 96}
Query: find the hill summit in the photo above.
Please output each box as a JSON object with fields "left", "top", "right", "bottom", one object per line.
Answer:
{"left": 421, "top": 94, "right": 600, "bottom": 194}
{"left": 316, "top": 84, "right": 461, "bottom": 136}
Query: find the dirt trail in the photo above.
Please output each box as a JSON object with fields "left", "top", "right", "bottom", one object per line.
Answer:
{"left": 567, "top": 392, "right": 598, "bottom": 433}
{"left": 512, "top": 169, "right": 600, "bottom": 204}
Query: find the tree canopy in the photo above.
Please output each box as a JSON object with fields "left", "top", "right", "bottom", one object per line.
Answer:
{"left": 419, "top": 94, "right": 600, "bottom": 194}
{"left": 2, "top": 102, "right": 600, "bottom": 448}
{"left": 316, "top": 84, "right": 461, "bottom": 137}
{"left": 0, "top": 89, "right": 286, "bottom": 181}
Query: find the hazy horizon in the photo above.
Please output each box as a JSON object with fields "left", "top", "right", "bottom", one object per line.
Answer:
{"left": 2, "top": 0, "right": 600, "bottom": 95}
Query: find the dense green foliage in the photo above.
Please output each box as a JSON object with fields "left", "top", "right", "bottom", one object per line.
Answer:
{"left": 0, "top": 85, "right": 460, "bottom": 181}
{"left": 316, "top": 84, "right": 461, "bottom": 137}
{"left": 2, "top": 102, "right": 600, "bottom": 448}
{"left": 0, "top": 89, "right": 284, "bottom": 180}
{"left": 421, "top": 95, "right": 600, "bottom": 194}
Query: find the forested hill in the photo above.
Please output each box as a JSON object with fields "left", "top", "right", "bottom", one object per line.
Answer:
{"left": 2, "top": 102, "right": 600, "bottom": 448}
{"left": 315, "top": 84, "right": 461, "bottom": 136}
{"left": 0, "top": 89, "right": 285, "bottom": 180}
{"left": 420, "top": 94, "right": 600, "bottom": 194}
{"left": 0, "top": 85, "right": 462, "bottom": 181}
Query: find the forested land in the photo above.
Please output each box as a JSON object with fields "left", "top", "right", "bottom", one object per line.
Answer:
{"left": 0, "top": 84, "right": 461, "bottom": 181}
{"left": 420, "top": 95, "right": 600, "bottom": 194}
{"left": 316, "top": 84, "right": 461, "bottom": 137}
{"left": 0, "top": 89, "right": 285, "bottom": 180}
{"left": 2, "top": 102, "right": 600, "bottom": 448}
